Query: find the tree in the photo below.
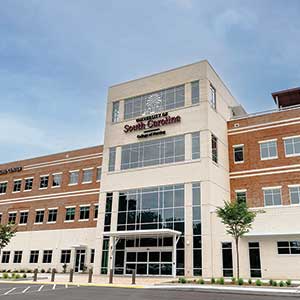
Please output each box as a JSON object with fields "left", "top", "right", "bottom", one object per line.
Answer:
{"left": 216, "top": 201, "right": 256, "bottom": 279}
{"left": 0, "top": 223, "right": 17, "bottom": 254}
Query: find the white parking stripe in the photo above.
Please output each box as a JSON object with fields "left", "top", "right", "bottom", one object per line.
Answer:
{"left": 4, "top": 287, "right": 16, "bottom": 295}
{"left": 52, "top": 284, "right": 56, "bottom": 290}
{"left": 65, "top": 284, "right": 68, "bottom": 288}
{"left": 38, "top": 285, "right": 44, "bottom": 291}
{"left": 22, "top": 286, "right": 31, "bottom": 293}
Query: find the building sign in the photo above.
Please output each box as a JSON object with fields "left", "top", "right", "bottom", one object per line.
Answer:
{"left": 123, "top": 112, "right": 181, "bottom": 139}
{"left": 0, "top": 166, "right": 22, "bottom": 176}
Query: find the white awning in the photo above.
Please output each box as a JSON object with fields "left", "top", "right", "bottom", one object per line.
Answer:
{"left": 103, "top": 229, "right": 181, "bottom": 238}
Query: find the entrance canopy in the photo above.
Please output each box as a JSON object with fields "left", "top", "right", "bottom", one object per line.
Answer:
{"left": 103, "top": 229, "right": 181, "bottom": 238}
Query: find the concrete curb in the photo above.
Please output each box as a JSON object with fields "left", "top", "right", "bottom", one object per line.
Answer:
{"left": 147, "top": 284, "right": 300, "bottom": 296}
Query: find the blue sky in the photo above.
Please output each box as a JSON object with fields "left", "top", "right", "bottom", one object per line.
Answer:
{"left": 1, "top": 0, "right": 300, "bottom": 163}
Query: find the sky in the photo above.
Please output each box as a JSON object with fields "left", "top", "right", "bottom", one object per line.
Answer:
{"left": 1, "top": 0, "right": 300, "bottom": 163}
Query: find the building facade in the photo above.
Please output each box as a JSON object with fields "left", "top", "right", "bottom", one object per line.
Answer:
{"left": 1, "top": 61, "right": 300, "bottom": 279}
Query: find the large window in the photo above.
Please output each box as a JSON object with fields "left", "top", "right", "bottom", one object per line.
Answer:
{"left": 1, "top": 251, "right": 10, "bottom": 263}
{"left": 121, "top": 135, "right": 185, "bottom": 170}
{"left": 248, "top": 242, "right": 261, "bottom": 277}
{"left": 233, "top": 145, "right": 244, "bottom": 163}
{"left": 211, "top": 134, "right": 218, "bottom": 163}
{"left": 13, "top": 179, "right": 22, "bottom": 192}
{"left": 284, "top": 136, "right": 300, "bottom": 157}
{"left": 19, "top": 211, "right": 28, "bottom": 225}
{"left": 48, "top": 209, "right": 58, "bottom": 223}
{"left": 65, "top": 207, "right": 75, "bottom": 221}
{"left": 191, "top": 81, "right": 200, "bottom": 104}
{"left": 104, "top": 193, "right": 113, "bottom": 232}
{"left": 52, "top": 173, "right": 62, "bottom": 187}
{"left": 40, "top": 175, "right": 49, "bottom": 189}
{"left": 210, "top": 84, "right": 216, "bottom": 109}
{"left": 124, "top": 85, "right": 185, "bottom": 120}
{"left": 69, "top": 171, "right": 79, "bottom": 185}
{"left": 263, "top": 187, "right": 282, "bottom": 206}
{"left": 259, "top": 140, "right": 277, "bottom": 160}
{"left": 289, "top": 186, "right": 300, "bottom": 205}
{"left": 222, "top": 242, "right": 233, "bottom": 277}
{"left": 0, "top": 182, "right": 7, "bottom": 194}
{"left": 29, "top": 250, "right": 39, "bottom": 263}
{"left": 192, "top": 182, "right": 201, "bottom": 276}
{"left": 192, "top": 132, "right": 200, "bottom": 159}
{"left": 8, "top": 212, "right": 17, "bottom": 224}
{"left": 82, "top": 169, "right": 93, "bottom": 183}
{"left": 61, "top": 250, "right": 71, "bottom": 263}
{"left": 24, "top": 178, "right": 33, "bottom": 191}
{"left": 112, "top": 101, "right": 120, "bottom": 123}
{"left": 108, "top": 147, "right": 116, "bottom": 172}
{"left": 277, "top": 241, "right": 300, "bottom": 254}
{"left": 43, "top": 250, "right": 53, "bottom": 263}
{"left": 79, "top": 206, "right": 90, "bottom": 220}
{"left": 13, "top": 251, "right": 22, "bottom": 263}
{"left": 35, "top": 210, "right": 44, "bottom": 224}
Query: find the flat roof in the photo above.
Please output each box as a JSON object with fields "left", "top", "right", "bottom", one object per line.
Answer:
{"left": 103, "top": 229, "right": 182, "bottom": 238}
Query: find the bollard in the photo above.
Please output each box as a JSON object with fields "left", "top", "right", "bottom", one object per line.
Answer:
{"left": 109, "top": 269, "right": 113, "bottom": 284}
{"left": 51, "top": 268, "right": 56, "bottom": 282}
{"left": 69, "top": 269, "right": 74, "bottom": 283}
{"left": 33, "top": 268, "right": 38, "bottom": 282}
{"left": 88, "top": 268, "right": 93, "bottom": 283}
{"left": 131, "top": 269, "right": 136, "bottom": 285}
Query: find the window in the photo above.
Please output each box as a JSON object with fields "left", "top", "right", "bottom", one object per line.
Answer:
{"left": 191, "top": 81, "right": 199, "bottom": 104}
{"left": 112, "top": 101, "right": 120, "bottom": 123}
{"left": 210, "top": 84, "right": 216, "bottom": 109}
{"left": 121, "top": 135, "right": 185, "bottom": 170}
{"left": 248, "top": 242, "right": 261, "bottom": 277}
{"left": 108, "top": 147, "right": 116, "bottom": 172}
{"left": 29, "top": 250, "right": 39, "bottom": 263}
{"left": 259, "top": 140, "right": 277, "bottom": 160}
{"left": 82, "top": 169, "right": 93, "bottom": 183}
{"left": 35, "top": 210, "right": 44, "bottom": 224}
{"left": 222, "top": 242, "right": 233, "bottom": 277}
{"left": 19, "top": 211, "right": 28, "bottom": 225}
{"left": 211, "top": 134, "right": 218, "bottom": 163}
{"left": 39, "top": 175, "right": 49, "bottom": 189}
{"left": 69, "top": 171, "right": 79, "bottom": 185}
{"left": 104, "top": 193, "right": 113, "bottom": 232}
{"left": 289, "top": 186, "right": 300, "bottom": 205}
{"left": 124, "top": 85, "right": 185, "bottom": 120}
{"left": 0, "top": 182, "right": 7, "bottom": 194}
{"left": 61, "top": 250, "right": 71, "bottom": 263}
{"left": 96, "top": 167, "right": 102, "bottom": 181}
{"left": 94, "top": 204, "right": 99, "bottom": 219}
{"left": 13, "top": 251, "right": 22, "bottom": 263}
{"left": 13, "top": 179, "right": 22, "bottom": 192}
{"left": 48, "top": 209, "right": 58, "bottom": 223}
{"left": 1, "top": 251, "right": 10, "bottom": 263}
{"left": 263, "top": 187, "right": 282, "bottom": 206}
{"left": 43, "top": 250, "right": 53, "bottom": 263}
{"left": 24, "top": 178, "right": 33, "bottom": 191}
{"left": 90, "top": 249, "right": 95, "bottom": 263}
{"left": 236, "top": 190, "right": 247, "bottom": 204}
{"left": 284, "top": 136, "right": 300, "bottom": 157}
{"left": 8, "top": 212, "right": 17, "bottom": 224}
{"left": 233, "top": 145, "right": 244, "bottom": 163}
{"left": 278, "top": 241, "right": 300, "bottom": 254}
{"left": 79, "top": 206, "right": 90, "bottom": 220}
{"left": 65, "top": 207, "right": 75, "bottom": 221}
{"left": 52, "top": 174, "right": 62, "bottom": 187}
{"left": 192, "top": 132, "right": 200, "bottom": 159}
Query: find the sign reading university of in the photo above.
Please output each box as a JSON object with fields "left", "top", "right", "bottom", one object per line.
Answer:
{"left": 123, "top": 112, "right": 181, "bottom": 139}
{"left": 0, "top": 166, "right": 22, "bottom": 176}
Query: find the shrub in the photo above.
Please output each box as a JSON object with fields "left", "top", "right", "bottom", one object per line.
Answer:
{"left": 11, "top": 273, "right": 16, "bottom": 278}
{"left": 238, "top": 278, "right": 244, "bottom": 285}
{"left": 6, "top": 270, "right": 11, "bottom": 273}
{"left": 248, "top": 278, "right": 252, "bottom": 285}
{"left": 211, "top": 277, "right": 215, "bottom": 284}
{"left": 27, "top": 269, "right": 32, "bottom": 273}
{"left": 217, "top": 277, "right": 225, "bottom": 285}
{"left": 255, "top": 279, "right": 262, "bottom": 286}
{"left": 197, "top": 278, "right": 205, "bottom": 284}
{"left": 269, "top": 279, "right": 274, "bottom": 286}
{"left": 272, "top": 281, "right": 277, "bottom": 287}
{"left": 286, "top": 279, "right": 291, "bottom": 286}
{"left": 22, "top": 274, "right": 27, "bottom": 279}
{"left": 15, "top": 274, "right": 21, "bottom": 279}
{"left": 231, "top": 277, "right": 236, "bottom": 284}
{"left": 279, "top": 281, "right": 285, "bottom": 287}
{"left": 178, "top": 277, "right": 187, "bottom": 284}
{"left": 3, "top": 273, "right": 9, "bottom": 279}
{"left": 20, "top": 269, "right": 25, "bottom": 273}
{"left": 41, "top": 269, "right": 45, "bottom": 273}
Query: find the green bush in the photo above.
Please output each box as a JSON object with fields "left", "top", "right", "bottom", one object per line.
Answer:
{"left": 231, "top": 277, "right": 236, "bottom": 284}
{"left": 22, "top": 274, "right": 27, "bottom": 279}
{"left": 217, "top": 277, "right": 225, "bottom": 285}
{"left": 15, "top": 274, "right": 21, "bottom": 279}
{"left": 178, "top": 277, "right": 187, "bottom": 284}
{"left": 255, "top": 279, "right": 262, "bottom": 286}
{"left": 286, "top": 279, "right": 291, "bottom": 286}
{"left": 248, "top": 278, "right": 252, "bottom": 285}
{"left": 11, "top": 273, "right": 16, "bottom": 278}
{"left": 3, "top": 273, "right": 9, "bottom": 279}
{"left": 279, "top": 281, "right": 285, "bottom": 287}
{"left": 238, "top": 278, "right": 244, "bottom": 285}
{"left": 269, "top": 279, "right": 274, "bottom": 286}
{"left": 197, "top": 278, "right": 205, "bottom": 284}
{"left": 272, "top": 281, "right": 277, "bottom": 287}
{"left": 211, "top": 277, "right": 216, "bottom": 284}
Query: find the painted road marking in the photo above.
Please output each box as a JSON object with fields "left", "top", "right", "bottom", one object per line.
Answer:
{"left": 38, "top": 285, "right": 44, "bottom": 291}
{"left": 4, "top": 287, "right": 16, "bottom": 295}
{"left": 52, "top": 284, "right": 56, "bottom": 290}
{"left": 22, "top": 286, "right": 31, "bottom": 293}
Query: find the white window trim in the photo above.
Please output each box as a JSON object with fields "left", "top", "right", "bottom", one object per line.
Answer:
{"left": 35, "top": 208, "right": 45, "bottom": 211}
{"left": 48, "top": 207, "right": 58, "bottom": 210}
{"left": 52, "top": 172, "right": 63, "bottom": 175}
{"left": 40, "top": 174, "right": 49, "bottom": 177}
{"left": 51, "top": 185, "right": 61, "bottom": 189}
{"left": 79, "top": 204, "right": 91, "bottom": 207}
{"left": 0, "top": 181, "right": 8, "bottom": 184}
{"left": 68, "top": 183, "right": 78, "bottom": 186}
{"left": 24, "top": 177, "right": 34, "bottom": 180}
{"left": 69, "top": 169, "right": 80, "bottom": 172}
{"left": 65, "top": 205, "right": 76, "bottom": 209}
{"left": 235, "top": 189, "right": 247, "bottom": 193}
{"left": 19, "top": 210, "right": 29, "bottom": 213}
{"left": 46, "top": 221, "right": 57, "bottom": 224}
{"left": 82, "top": 181, "right": 92, "bottom": 184}
{"left": 8, "top": 211, "right": 17, "bottom": 214}
{"left": 34, "top": 222, "right": 44, "bottom": 225}
{"left": 282, "top": 135, "right": 300, "bottom": 140}
{"left": 262, "top": 186, "right": 282, "bottom": 190}
{"left": 82, "top": 167, "right": 94, "bottom": 171}
{"left": 78, "top": 219, "right": 89, "bottom": 222}
{"left": 288, "top": 185, "right": 300, "bottom": 206}
{"left": 233, "top": 145, "right": 244, "bottom": 164}
{"left": 258, "top": 138, "right": 278, "bottom": 144}
{"left": 288, "top": 184, "right": 300, "bottom": 188}
{"left": 64, "top": 220, "right": 75, "bottom": 223}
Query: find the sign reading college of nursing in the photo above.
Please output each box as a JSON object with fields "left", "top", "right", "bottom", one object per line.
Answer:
{"left": 0, "top": 166, "right": 22, "bottom": 176}
{"left": 123, "top": 112, "right": 181, "bottom": 139}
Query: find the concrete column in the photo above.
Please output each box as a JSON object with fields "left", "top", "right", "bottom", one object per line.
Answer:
{"left": 115, "top": 146, "right": 121, "bottom": 172}
{"left": 185, "top": 82, "right": 192, "bottom": 106}
{"left": 118, "top": 100, "right": 124, "bottom": 122}
{"left": 185, "top": 133, "right": 192, "bottom": 161}
{"left": 184, "top": 182, "right": 193, "bottom": 277}
{"left": 172, "top": 234, "right": 177, "bottom": 278}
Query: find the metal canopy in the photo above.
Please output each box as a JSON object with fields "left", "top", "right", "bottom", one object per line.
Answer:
{"left": 103, "top": 229, "right": 181, "bottom": 238}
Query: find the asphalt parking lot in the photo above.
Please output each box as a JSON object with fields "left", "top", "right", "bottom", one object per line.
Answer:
{"left": 0, "top": 283, "right": 297, "bottom": 299}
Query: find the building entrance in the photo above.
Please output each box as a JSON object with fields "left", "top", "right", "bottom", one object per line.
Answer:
{"left": 75, "top": 249, "right": 86, "bottom": 272}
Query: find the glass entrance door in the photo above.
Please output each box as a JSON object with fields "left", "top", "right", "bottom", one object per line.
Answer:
{"left": 75, "top": 249, "right": 86, "bottom": 272}
{"left": 125, "top": 249, "right": 172, "bottom": 276}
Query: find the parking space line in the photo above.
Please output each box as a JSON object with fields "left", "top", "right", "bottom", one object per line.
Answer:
{"left": 65, "top": 284, "right": 68, "bottom": 288}
{"left": 38, "top": 285, "right": 44, "bottom": 291}
{"left": 4, "top": 287, "right": 16, "bottom": 295}
{"left": 52, "top": 284, "right": 56, "bottom": 290}
{"left": 22, "top": 286, "right": 31, "bottom": 293}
